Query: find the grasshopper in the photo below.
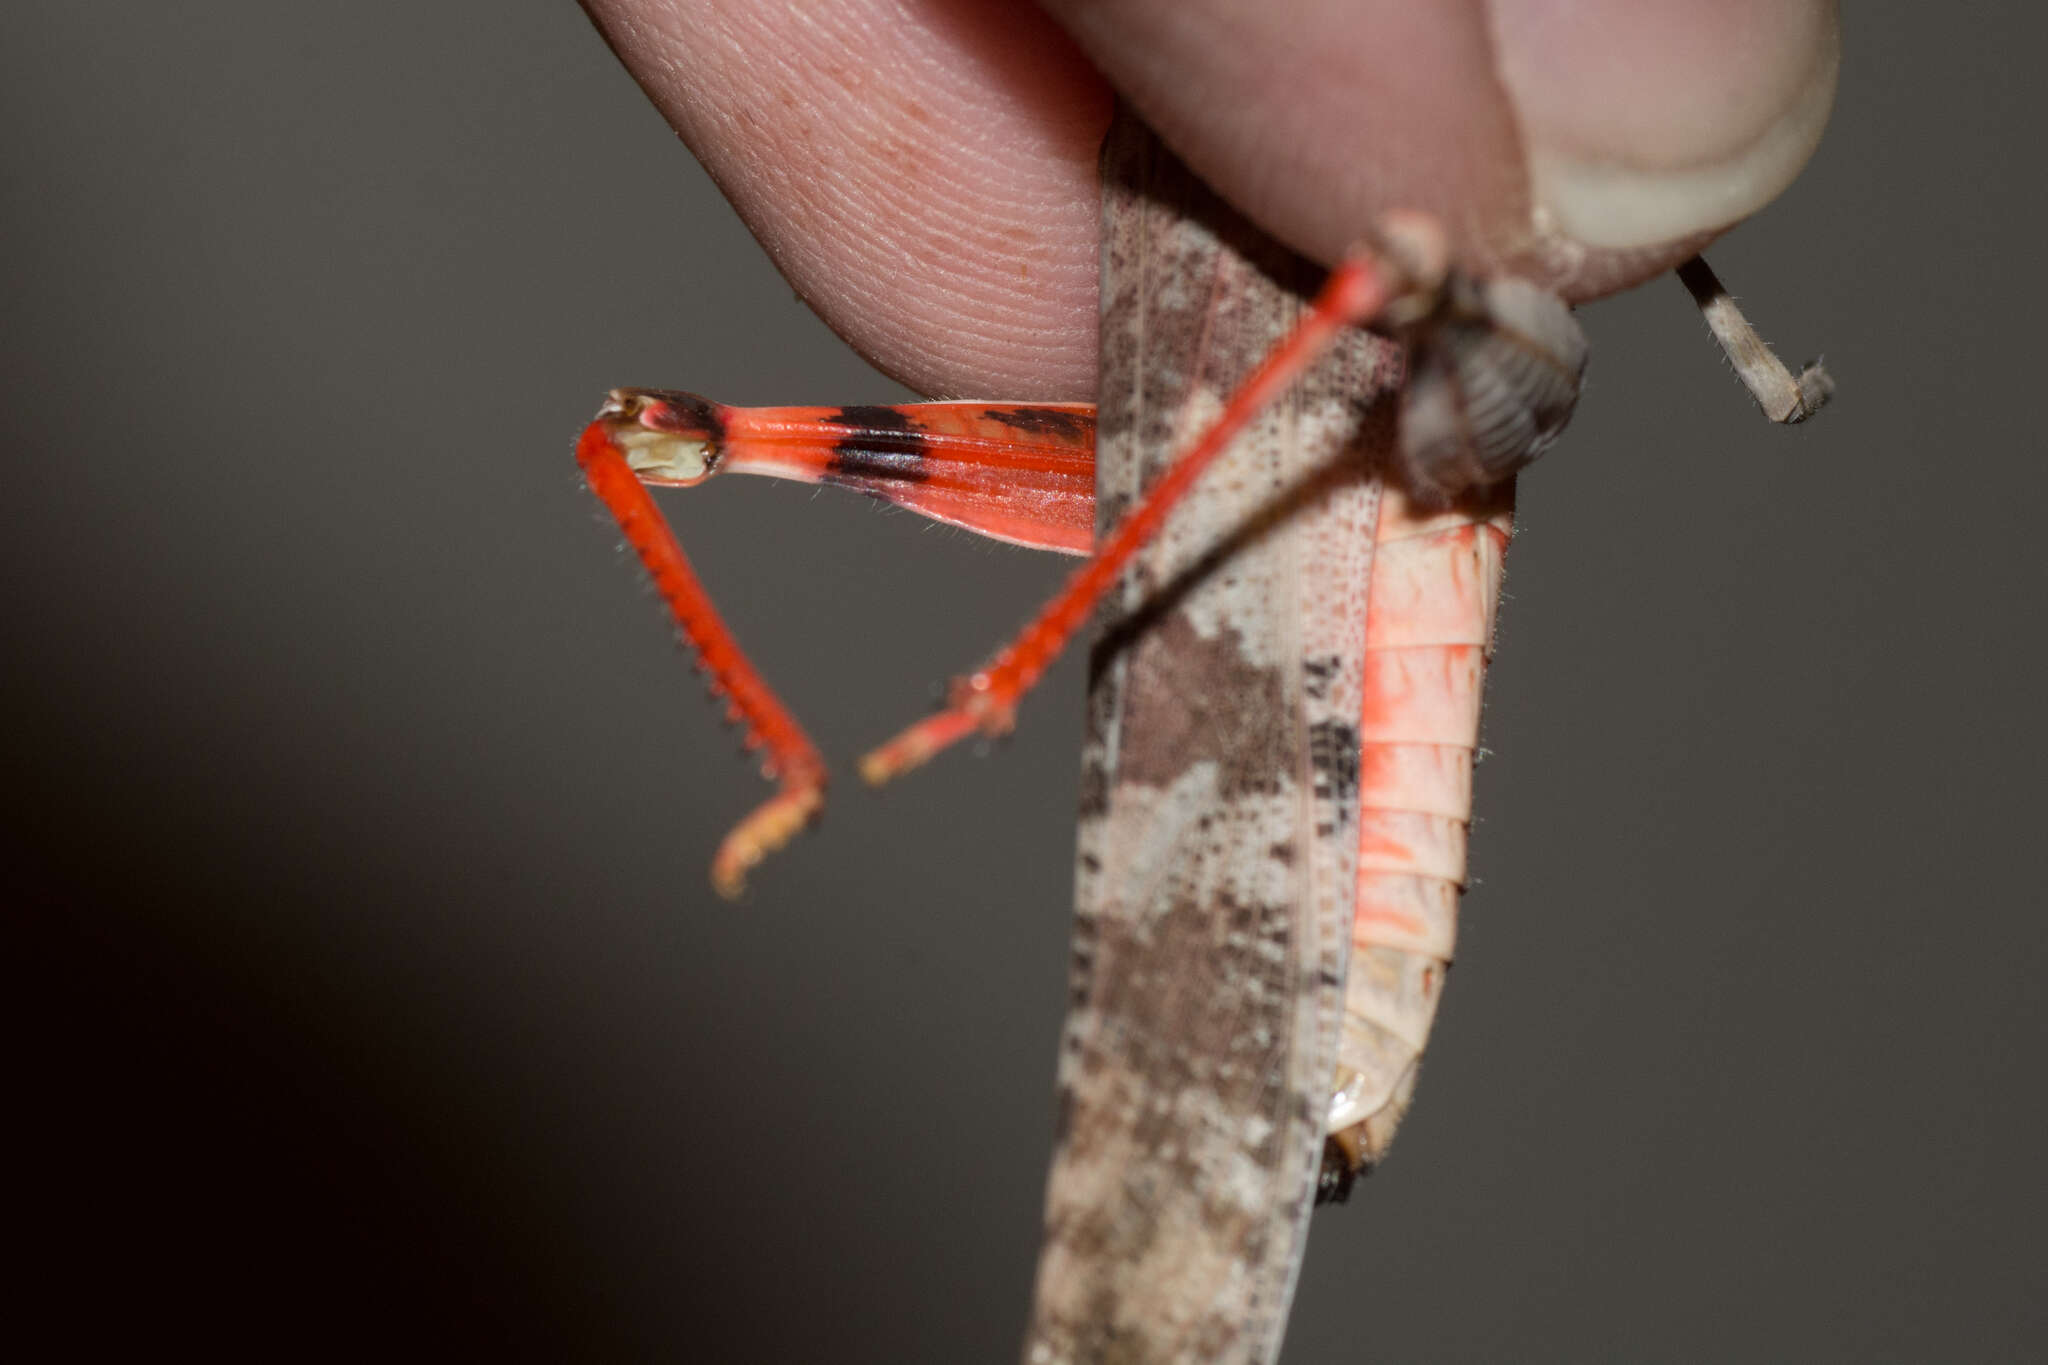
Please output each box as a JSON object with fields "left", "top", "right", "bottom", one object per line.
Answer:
{"left": 577, "top": 101, "right": 1828, "bottom": 1365}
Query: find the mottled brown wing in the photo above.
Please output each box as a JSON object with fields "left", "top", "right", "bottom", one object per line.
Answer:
{"left": 1021, "top": 109, "right": 1405, "bottom": 1365}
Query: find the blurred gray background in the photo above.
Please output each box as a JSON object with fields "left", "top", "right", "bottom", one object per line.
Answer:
{"left": 10, "top": 5, "right": 2043, "bottom": 1360}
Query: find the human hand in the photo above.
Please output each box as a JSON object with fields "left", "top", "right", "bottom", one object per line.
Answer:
{"left": 579, "top": 0, "right": 1837, "bottom": 401}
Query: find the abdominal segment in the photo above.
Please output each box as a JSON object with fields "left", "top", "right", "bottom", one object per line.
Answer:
{"left": 1322, "top": 478, "right": 1513, "bottom": 1202}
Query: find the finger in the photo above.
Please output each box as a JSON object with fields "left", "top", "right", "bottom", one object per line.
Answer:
{"left": 1038, "top": 0, "right": 1839, "bottom": 300}
{"left": 581, "top": 0, "right": 1111, "bottom": 401}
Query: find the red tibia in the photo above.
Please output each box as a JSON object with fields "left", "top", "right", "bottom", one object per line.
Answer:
{"left": 577, "top": 421, "right": 825, "bottom": 897}
{"left": 861, "top": 248, "right": 1405, "bottom": 785}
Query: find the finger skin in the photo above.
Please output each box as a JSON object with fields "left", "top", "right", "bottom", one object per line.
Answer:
{"left": 1041, "top": 0, "right": 1838, "bottom": 288}
{"left": 581, "top": 0, "right": 1835, "bottom": 399}
{"left": 579, "top": 0, "right": 1111, "bottom": 401}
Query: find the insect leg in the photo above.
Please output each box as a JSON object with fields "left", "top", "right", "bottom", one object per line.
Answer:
{"left": 1677, "top": 255, "right": 1835, "bottom": 422}
{"left": 578, "top": 417, "right": 827, "bottom": 898}
{"left": 861, "top": 241, "right": 1431, "bottom": 784}
{"left": 580, "top": 390, "right": 1100, "bottom": 894}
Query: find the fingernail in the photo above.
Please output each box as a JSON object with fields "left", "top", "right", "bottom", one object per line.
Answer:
{"left": 1491, "top": 0, "right": 1840, "bottom": 248}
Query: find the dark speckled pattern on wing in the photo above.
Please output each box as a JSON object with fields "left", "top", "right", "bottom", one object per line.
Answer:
{"left": 1021, "top": 109, "right": 1404, "bottom": 1365}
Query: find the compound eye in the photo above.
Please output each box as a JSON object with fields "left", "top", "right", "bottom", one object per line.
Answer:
{"left": 1396, "top": 278, "right": 1587, "bottom": 500}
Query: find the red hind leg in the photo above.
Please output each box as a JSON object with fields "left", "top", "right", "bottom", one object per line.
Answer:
{"left": 578, "top": 390, "right": 1098, "bottom": 893}
{"left": 861, "top": 242, "right": 1420, "bottom": 785}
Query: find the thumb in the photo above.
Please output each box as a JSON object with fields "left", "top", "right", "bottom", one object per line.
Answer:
{"left": 1040, "top": 0, "right": 1839, "bottom": 300}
